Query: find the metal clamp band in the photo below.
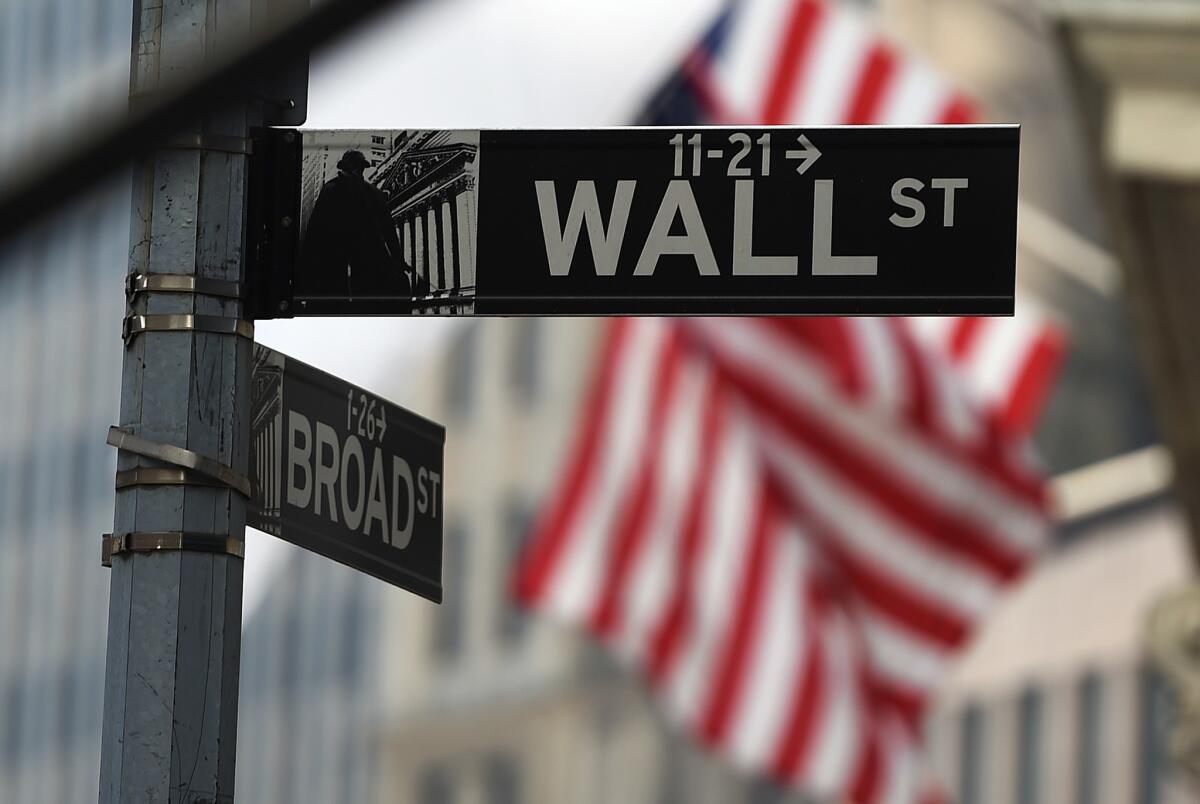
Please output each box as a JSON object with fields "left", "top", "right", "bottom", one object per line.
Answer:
{"left": 106, "top": 426, "right": 252, "bottom": 498}
{"left": 102, "top": 532, "right": 245, "bottom": 567}
{"left": 115, "top": 467, "right": 226, "bottom": 490}
{"left": 122, "top": 314, "right": 254, "bottom": 346}
{"left": 161, "top": 133, "right": 253, "bottom": 155}
{"left": 125, "top": 273, "right": 242, "bottom": 300}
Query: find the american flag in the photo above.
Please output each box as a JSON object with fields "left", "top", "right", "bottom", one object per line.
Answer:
{"left": 514, "top": 318, "right": 1052, "bottom": 802}
{"left": 515, "top": 2, "right": 1063, "bottom": 803}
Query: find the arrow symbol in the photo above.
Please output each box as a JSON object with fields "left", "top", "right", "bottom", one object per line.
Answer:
{"left": 377, "top": 407, "right": 387, "bottom": 441}
{"left": 784, "top": 134, "right": 822, "bottom": 175}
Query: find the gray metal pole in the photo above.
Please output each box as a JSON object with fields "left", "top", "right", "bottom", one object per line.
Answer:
{"left": 99, "top": 1, "right": 256, "bottom": 801}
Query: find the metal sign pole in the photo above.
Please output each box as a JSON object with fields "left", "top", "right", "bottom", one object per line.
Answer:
{"left": 98, "top": 0, "right": 260, "bottom": 799}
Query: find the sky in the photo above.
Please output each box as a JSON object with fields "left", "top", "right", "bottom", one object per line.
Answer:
{"left": 243, "top": 0, "right": 724, "bottom": 615}
{"left": 303, "top": 0, "right": 722, "bottom": 129}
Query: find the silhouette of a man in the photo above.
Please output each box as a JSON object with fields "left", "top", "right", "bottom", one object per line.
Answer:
{"left": 299, "top": 150, "right": 413, "bottom": 299}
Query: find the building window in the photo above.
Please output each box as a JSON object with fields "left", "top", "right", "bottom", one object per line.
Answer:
{"left": 1077, "top": 671, "right": 1103, "bottom": 804}
{"left": 508, "top": 318, "right": 540, "bottom": 405}
{"left": 1016, "top": 687, "right": 1042, "bottom": 804}
{"left": 434, "top": 522, "right": 467, "bottom": 661}
{"left": 959, "top": 703, "right": 985, "bottom": 804}
{"left": 484, "top": 754, "right": 521, "bottom": 804}
{"left": 658, "top": 739, "right": 685, "bottom": 804}
{"left": 56, "top": 663, "right": 76, "bottom": 749}
{"left": 498, "top": 500, "right": 533, "bottom": 647}
{"left": 70, "top": 434, "right": 95, "bottom": 518}
{"left": 444, "top": 325, "right": 478, "bottom": 419}
{"left": 418, "top": 763, "right": 454, "bottom": 804}
{"left": 0, "top": 452, "right": 9, "bottom": 538}
{"left": 18, "top": 449, "right": 34, "bottom": 543}
{"left": 279, "top": 610, "right": 302, "bottom": 696}
{"left": 2, "top": 678, "right": 21, "bottom": 765}
{"left": 746, "top": 778, "right": 789, "bottom": 804}
{"left": 1137, "top": 666, "right": 1173, "bottom": 804}
{"left": 339, "top": 581, "right": 367, "bottom": 682}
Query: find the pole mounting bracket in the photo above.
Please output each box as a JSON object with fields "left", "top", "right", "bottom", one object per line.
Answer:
{"left": 115, "top": 467, "right": 228, "bottom": 490}
{"left": 102, "top": 532, "right": 245, "bottom": 567}
{"left": 121, "top": 313, "right": 254, "bottom": 346}
{"left": 106, "top": 426, "right": 252, "bottom": 498}
{"left": 125, "top": 273, "right": 242, "bottom": 301}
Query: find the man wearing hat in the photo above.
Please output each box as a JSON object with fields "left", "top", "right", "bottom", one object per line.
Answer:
{"left": 298, "top": 149, "right": 414, "bottom": 300}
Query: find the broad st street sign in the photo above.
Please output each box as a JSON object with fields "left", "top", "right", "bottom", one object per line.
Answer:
{"left": 247, "top": 126, "right": 1019, "bottom": 318}
{"left": 248, "top": 344, "right": 445, "bottom": 602}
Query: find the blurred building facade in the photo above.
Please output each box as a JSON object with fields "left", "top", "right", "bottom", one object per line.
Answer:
{"left": 236, "top": 318, "right": 761, "bottom": 804}
{"left": 0, "top": 195, "right": 128, "bottom": 802}
{"left": 0, "top": 0, "right": 133, "bottom": 800}
{"left": 235, "top": 316, "right": 1194, "bottom": 804}
{"left": 237, "top": 4, "right": 1196, "bottom": 800}
{"left": 241, "top": 4, "right": 1196, "bottom": 802}
{"left": 930, "top": 493, "right": 1193, "bottom": 804}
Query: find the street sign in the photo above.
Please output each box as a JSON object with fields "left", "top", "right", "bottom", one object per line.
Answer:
{"left": 248, "top": 126, "right": 1019, "bottom": 318}
{"left": 248, "top": 344, "right": 444, "bottom": 602}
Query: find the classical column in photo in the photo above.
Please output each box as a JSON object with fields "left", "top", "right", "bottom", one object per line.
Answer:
{"left": 403, "top": 219, "right": 414, "bottom": 273}
{"left": 441, "top": 197, "right": 455, "bottom": 290}
{"left": 426, "top": 205, "right": 441, "bottom": 289}
{"left": 455, "top": 179, "right": 477, "bottom": 290}
{"left": 99, "top": 0, "right": 257, "bottom": 800}
{"left": 414, "top": 214, "right": 426, "bottom": 288}
{"left": 251, "top": 356, "right": 283, "bottom": 520}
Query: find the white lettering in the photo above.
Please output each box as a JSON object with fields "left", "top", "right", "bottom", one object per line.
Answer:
{"left": 634, "top": 180, "right": 719, "bottom": 276}
{"left": 931, "top": 178, "right": 968, "bottom": 227}
{"left": 417, "top": 466, "right": 429, "bottom": 515}
{"left": 889, "top": 178, "right": 926, "bottom": 228}
{"left": 391, "top": 457, "right": 415, "bottom": 549}
{"left": 733, "top": 180, "right": 798, "bottom": 276}
{"left": 340, "top": 434, "right": 366, "bottom": 532}
{"left": 363, "top": 446, "right": 389, "bottom": 541}
{"left": 427, "top": 471, "right": 441, "bottom": 519}
{"left": 535, "top": 180, "right": 636, "bottom": 276}
{"left": 284, "top": 408, "right": 437, "bottom": 550}
{"left": 314, "top": 422, "right": 340, "bottom": 523}
{"left": 812, "top": 180, "right": 878, "bottom": 276}
{"left": 286, "top": 411, "right": 312, "bottom": 509}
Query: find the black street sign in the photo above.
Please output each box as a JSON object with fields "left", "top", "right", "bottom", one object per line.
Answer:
{"left": 248, "top": 344, "right": 444, "bottom": 602}
{"left": 248, "top": 126, "right": 1019, "bottom": 318}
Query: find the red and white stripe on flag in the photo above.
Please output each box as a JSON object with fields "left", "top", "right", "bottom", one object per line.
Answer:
{"left": 911, "top": 309, "right": 1067, "bottom": 439}
{"left": 513, "top": 318, "right": 1052, "bottom": 804}
{"left": 696, "top": 0, "right": 976, "bottom": 126}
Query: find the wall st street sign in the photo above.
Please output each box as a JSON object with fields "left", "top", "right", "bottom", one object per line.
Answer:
{"left": 248, "top": 344, "right": 445, "bottom": 602}
{"left": 248, "top": 126, "right": 1020, "bottom": 318}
